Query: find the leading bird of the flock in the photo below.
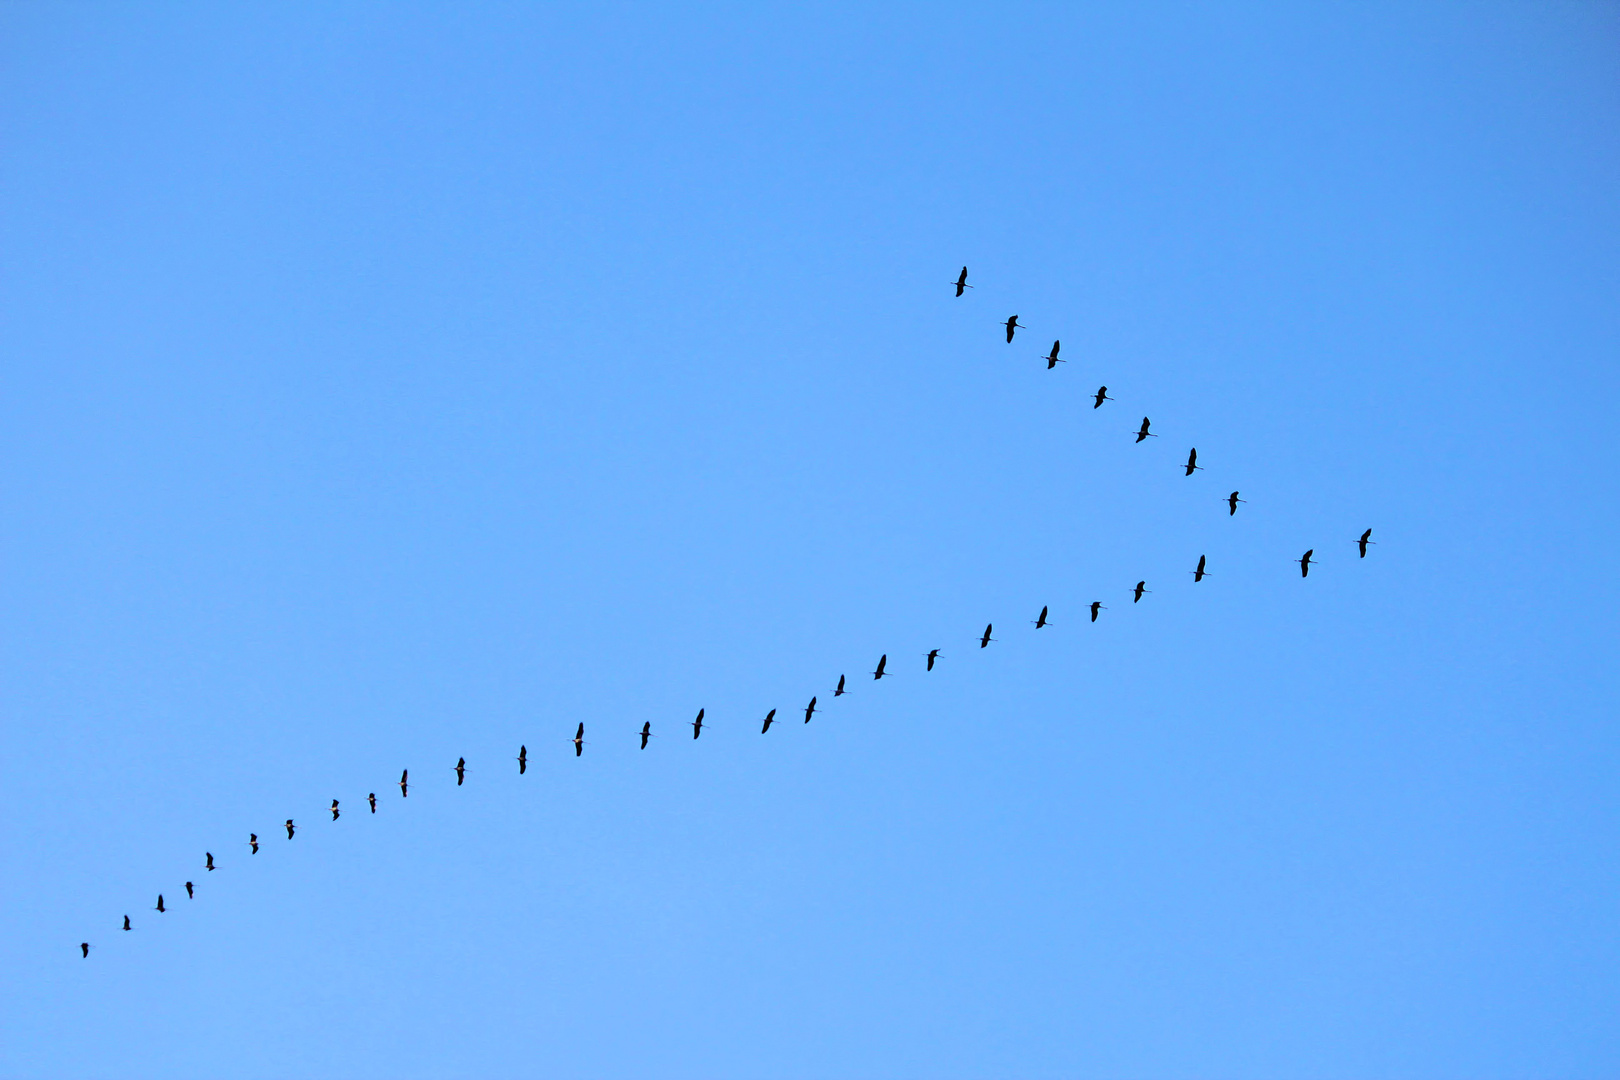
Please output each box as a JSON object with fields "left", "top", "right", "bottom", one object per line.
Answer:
{"left": 1093, "top": 386, "right": 1113, "bottom": 409}
{"left": 285, "top": 819, "right": 295, "bottom": 840}
{"left": 399, "top": 769, "right": 409, "bottom": 798}
{"left": 204, "top": 852, "right": 215, "bottom": 872}
{"left": 691, "top": 708, "right": 705, "bottom": 740}
{"left": 834, "top": 674, "right": 847, "bottom": 697}
{"left": 1135, "top": 417, "right": 1157, "bottom": 443}
{"left": 640, "top": 722, "right": 653, "bottom": 749}
{"left": 1134, "top": 581, "right": 1151, "bottom": 603}
{"left": 804, "top": 697, "right": 818, "bottom": 724}
{"left": 1228, "top": 491, "right": 1245, "bottom": 516}
{"left": 1300, "top": 550, "right": 1317, "bottom": 578}
{"left": 154, "top": 894, "right": 165, "bottom": 914}
{"left": 953, "top": 267, "right": 972, "bottom": 296}
{"left": 122, "top": 915, "right": 131, "bottom": 932}
{"left": 330, "top": 799, "right": 340, "bottom": 821}
{"left": 760, "top": 709, "right": 777, "bottom": 734}
{"left": 1358, "top": 529, "right": 1376, "bottom": 558}
{"left": 368, "top": 793, "right": 376, "bottom": 813}
{"left": 1192, "top": 555, "right": 1209, "bottom": 582}
{"left": 1090, "top": 601, "right": 1106, "bottom": 622}
{"left": 926, "top": 648, "right": 940, "bottom": 671}
{"left": 872, "top": 654, "right": 888, "bottom": 680}
{"left": 1043, "top": 340, "right": 1063, "bottom": 369}
{"left": 1003, "top": 315, "right": 1021, "bottom": 343}
{"left": 248, "top": 833, "right": 259, "bottom": 855}
{"left": 517, "top": 745, "right": 527, "bottom": 775}
{"left": 1185, "top": 448, "right": 1202, "bottom": 476}
{"left": 81, "top": 943, "right": 91, "bottom": 958}
{"left": 980, "top": 623, "right": 995, "bottom": 648}
{"left": 572, "top": 723, "right": 585, "bottom": 757}
{"left": 1033, "top": 606, "right": 1050, "bottom": 629}
{"left": 454, "top": 757, "right": 466, "bottom": 786}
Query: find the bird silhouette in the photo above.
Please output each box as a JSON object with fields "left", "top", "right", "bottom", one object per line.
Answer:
{"left": 1004, "top": 315, "right": 1021, "bottom": 343}
{"left": 455, "top": 757, "right": 466, "bottom": 786}
{"left": 1093, "top": 386, "right": 1112, "bottom": 409}
{"left": 81, "top": 942, "right": 91, "bottom": 957}
{"left": 285, "top": 819, "right": 295, "bottom": 840}
{"left": 640, "top": 721, "right": 653, "bottom": 748}
{"left": 185, "top": 881, "right": 194, "bottom": 899}
{"left": 1133, "top": 581, "right": 1150, "bottom": 603}
{"left": 249, "top": 833, "right": 259, "bottom": 854}
{"left": 518, "top": 745, "right": 527, "bottom": 775}
{"left": 1184, "top": 448, "right": 1202, "bottom": 476}
{"left": 980, "top": 623, "right": 995, "bottom": 648}
{"left": 1228, "top": 491, "right": 1245, "bottom": 516}
{"left": 1358, "top": 529, "right": 1375, "bottom": 558}
{"left": 368, "top": 793, "right": 376, "bottom": 813}
{"left": 572, "top": 723, "right": 585, "bottom": 757}
{"left": 1043, "top": 340, "right": 1063, "bottom": 368}
{"left": 330, "top": 799, "right": 340, "bottom": 821}
{"left": 1033, "top": 605, "right": 1049, "bottom": 629}
{"left": 834, "top": 674, "right": 847, "bottom": 697}
{"left": 953, "top": 266, "right": 972, "bottom": 296}
{"left": 692, "top": 708, "right": 705, "bottom": 740}
{"left": 872, "top": 654, "right": 888, "bottom": 680}
{"left": 1192, "top": 555, "right": 1208, "bottom": 582}
{"left": 1300, "top": 550, "right": 1316, "bottom": 578}
{"left": 399, "top": 769, "right": 409, "bottom": 798}
{"left": 1091, "top": 601, "right": 1106, "bottom": 622}
{"left": 804, "top": 696, "right": 818, "bottom": 724}
{"left": 926, "top": 648, "right": 940, "bottom": 671}
{"left": 122, "top": 916, "right": 131, "bottom": 932}
{"left": 205, "top": 852, "right": 215, "bottom": 872}
{"left": 1135, "top": 417, "right": 1156, "bottom": 443}
{"left": 760, "top": 708, "right": 777, "bottom": 734}
{"left": 155, "top": 894, "right": 165, "bottom": 913}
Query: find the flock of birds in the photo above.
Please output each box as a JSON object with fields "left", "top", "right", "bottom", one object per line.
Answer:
{"left": 76, "top": 266, "right": 1376, "bottom": 959}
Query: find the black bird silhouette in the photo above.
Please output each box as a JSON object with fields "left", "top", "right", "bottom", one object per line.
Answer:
{"left": 980, "top": 623, "right": 994, "bottom": 648}
{"left": 572, "top": 723, "right": 585, "bottom": 757}
{"left": 1133, "top": 581, "right": 1150, "bottom": 603}
{"left": 285, "top": 819, "right": 295, "bottom": 840}
{"left": 1091, "top": 601, "right": 1106, "bottom": 622}
{"left": 368, "top": 793, "right": 376, "bottom": 813}
{"left": 953, "top": 266, "right": 972, "bottom": 296}
{"left": 1093, "top": 386, "right": 1112, "bottom": 409}
{"left": 640, "top": 721, "right": 653, "bottom": 749}
{"left": 760, "top": 708, "right": 777, "bottom": 734}
{"left": 1300, "top": 549, "right": 1316, "bottom": 578}
{"left": 1135, "top": 417, "right": 1156, "bottom": 443}
{"left": 692, "top": 708, "right": 705, "bottom": 740}
{"left": 872, "top": 654, "right": 888, "bottom": 680}
{"left": 205, "top": 852, "right": 215, "bottom": 872}
{"left": 517, "top": 745, "right": 527, "bottom": 774}
{"left": 122, "top": 916, "right": 131, "bottom": 932}
{"left": 1358, "top": 529, "right": 1375, "bottom": 558}
{"left": 926, "top": 648, "right": 940, "bottom": 671}
{"left": 804, "top": 697, "right": 818, "bottom": 724}
{"left": 1192, "top": 555, "right": 1208, "bottom": 582}
{"left": 1043, "top": 340, "right": 1063, "bottom": 368}
{"left": 1184, "top": 448, "right": 1202, "bottom": 476}
{"left": 399, "top": 769, "right": 409, "bottom": 798}
{"left": 249, "top": 833, "right": 259, "bottom": 854}
{"left": 1228, "top": 491, "right": 1245, "bottom": 516}
{"left": 834, "top": 675, "right": 847, "bottom": 697}
{"left": 330, "top": 799, "right": 340, "bottom": 821}
{"left": 1033, "top": 605, "right": 1049, "bottom": 629}
{"left": 185, "top": 881, "right": 194, "bottom": 899}
{"left": 1004, "top": 315, "right": 1021, "bottom": 343}
{"left": 455, "top": 757, "right": 466, "bottom": 786}
{"left": 155, "top": 894, "right": 165, "bottom": 913}
{"left": 81, "top": 942, "right": 91, "bottom": 957}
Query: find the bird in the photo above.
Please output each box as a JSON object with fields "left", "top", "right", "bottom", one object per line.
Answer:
{"left": 926, "top": 648, "right": 940, "bottom": 671}
{"left": 1133, "top": 581, "right": 1150, "bottom": 603}
{"left": 1003, "top": 315, "right": 1021, "bottom": 343}
{"left": 953, "top": 266, "right": 972, "bottom": 296}
{"left": 81, "top": 942, "right": 91, "bottom": 958}
{"left": 803, "top": 696, "right": 817, "bottom": 724}
{"left": 1358, "top": 528, "right": 1375, "bottom": 558}
{"left": 122, "top": 916, "right": 131, "bottom": 932}
{"left": 640, "top": 721, "right": 653, "bottom": 749}
{"left": 1227, "top": 491, "right": 1245, "bottom": 516}
{"left": 692, "top": 708, "right": 705, "bottom": 739}
{"left": 185, "top": 881, "right": 194, "bottom": 899}
{"left": 980, "top": 623, "right": 994, "bottom": 648}
{"left": 454, "top": 757, "right": 466, "bottom": 786}
{"left": 399, "top": 769, "right": 409, "bottom": 798}
{"left": 155, "top": 894, "right": 165, "bottom": 913}
{"left": 572, "top": 723, "right": 585, "bottom": 757}
{"left": 1184, "top": 448, "right": 1202, "bottom": 476}
{"left": 1300, "top": 549, "right": 1316, "bottom": 578}
{"left": 760, "top": 708, "right": 777, "bottom": 734}
{"left": 330, "top": 799, "right": 340, "bottom": 821}
{"left": 205, "top": 852, "right": 215, "bottom": 872}
{"left": 1135, "top": 417, "right": 1156, "bottom": 443}
{"left": 368, "top": 793, "right": 376, "bottom": 813}
{"left": 1090, "top": 601, "right": 1106, "bottom": 622}
{"left": 1192, "top": 555, "right": 1208, "bottom": 582}
{"left": 249, "top": 833, "right": 259, "bottom": 854}
{"left": 1033, "top": 605, "right": 1049, "bottom": 629}
{"left": 834, "top": 674, "right": 847, "bottom": 697}
{"left": 872, "top": 654, "right": 888, "bottom": 680}
{"left": 285, "top": 819, "right": 295, "bottom": 840}
{"left": 517, "top": 745, "right": 527, "bottom": 774}
{"left": 1093, "top": 386, "right": 1112, "bottom": 409}
{"left": 1043, "top": 340, "right": 1063, "bottom": 368}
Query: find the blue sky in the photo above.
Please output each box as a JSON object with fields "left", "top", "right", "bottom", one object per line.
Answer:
{"left": 2, "top": 4, "right": 1618, "bottom": 1077}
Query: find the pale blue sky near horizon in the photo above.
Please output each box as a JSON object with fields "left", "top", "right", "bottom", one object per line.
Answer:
{"left": 2, "top": 4, "right": 1618, "bottom": 1077}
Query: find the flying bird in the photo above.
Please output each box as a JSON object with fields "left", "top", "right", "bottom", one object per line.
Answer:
{"left": 1043, "top": 340, "right": 1063, "bottom": 368}
{"left": 368, "top": 793, "right": 376, "bottom": 813}
{"left": 692, "top": 708, "right": 705, "bottom": 739}
{"left": 980, "top": 623, "right": 994, "bottom": 648}
{"left": 1184, "top": 448, "right": 1202, "bottom": 476}
{"left": 1192, "top": 555, "right": 1208, "bottom": 582}
{"left": 81, "top": 942, "right": 91, "bottom": 958}
{"left": 1300, "top": 550, "right": 1316, "bottom": 578}
{"left": 1033, "top": 605, "right": 1049, "bottom": 629}
{"left": 517, "top": 745, "right": 527, "bottom": 774}
{"left": 953, "top": 266, "right": 972, "bottom": 296}
{"left": 285, "top": 819, "right": 295, "bottom": 840}
{"left": 926, "top": 648, "right": 940, "bottom": 671}
{"left": 1003, "top": 315, "right": 1021, "bottom": 343}
{"left": 804, "top": 697, "right": 818, "bottom": 724}
{"left": 205, "top": 852, "right": 215, "bottom": 872}
{"left": 872, "top": 654, "right": 888, "bottom": 680}
{"left": 155, "top": 895, "right": 165, "bottom": 913}
{"left": 249, "top": 833, "right": 259, "bottom": 855}
{"left": 1228, "top": 491, "right": 1245, "bottom": 516}
{"left": 1135, "top": 417, "right": 1156, "bottom": 443}
{"left": 572, "top": 723, "right": 585, "bottom": 757}
{"left": 1133, "top": 581, "right": 1150, "bottom": 603}
{"left": 1093, "top": 386, "right": 1112, "bottom": 409}
{"left": 640, "top": 721, "right": 653, "bottom": 749}
{"left": 454, "top": 757, "right": 466, "bottom": 786}
{"left": 1358, "top": 529, "right": 1375, "bottom": 558}
{"left": 834, "top": 675, "right": 847, "bottom": 697}
{"left": 122, "top": 916, "right": 131, "bottom": 932}
{"left": 185, "top": 881, "right": 194, "bottom": 899}
{"left": 399, "top": 769, "right": 409, "bottom": 798}
{"left": 1090, "top": 601, "right": 1105, "bottom": 622}
{"left": 330, "top": 799, "right": 340, "bottom": 821}
{"left": 760, "top": 709, "right": 777, "bottom": 734}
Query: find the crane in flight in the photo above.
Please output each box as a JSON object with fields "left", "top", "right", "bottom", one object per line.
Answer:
{"left": 953, "top": 267, "right": 972, "bottom": 296}
{"left": 804, "top": 697, "right": 818, "bottom": 724}
{"left": 155, "top": 895, "right": 165, "bottom": 914}
{"left": 1033, "top": 605, "right": 1049, "bottom": 629}
{"left": 926, "top": 648, "right": 940, "bottom": 671}
{"left": 1135, "top": 417, "right": 1156, "bottom": 443}
{"left": 572, "top": 723, "right": 586, "bottom": 757}
{"left": 517, "top": 745, "right": 528, "bottom": 774}
{"left": 249, "top": 833, "right": 259, "bottom": 855}
{"left": 399, "top": 769, "right": 409, "bottom": 798}
{"left": 1090, "top": 601, "right": 1106, "bottom": 622}
{"left": 454, "top": 758, "right": 466, "bottom": 786}
{"left": 122, "top": 916, "right": 131, "bottom": 932}
{"left": 834, "top": 675, "right": 847, "bottom": 697}
{"left": 1133, "top": 581, "right": 1150, "bottom": 603}
{"left": 640, "top": 722, "right": 653, "bottom": 749}
{"left": 330, "top": 799, "right": 340, "bottom": 821}
{"left": 81, "top": 943, "right": 91, "bottom": 958}
{"left": 1358, "top": 529, "right": 1375, "bottom": 558}
{"left": 285, "top": 819, "right": 296, "bottom": 840}
{"left": 760, "top": 709, "right": 777, "bottom": 734}
{"left": 368, "top": 793, "right": 376, "bottom": 813}
{"left": 692, "top": 708, "right": 705, "bottom": 740}
{"left": 1228, "top": 491, "right": 1245, "bottom": 516}
{"left": 980, "top": 623, "right": 995, "bottom": 648}
{"left": 185, "top": 881, "right": 194, "bottom": 899}
{"left": 1043, "top": 340, "right": 1063, "bottom": 368}
{"left": 1093, "top": 386, "right": 1112, "bottom": 409}
{"left": 1192, "top": 555, "right": 1208, "bottom": 582}
{"left": 1004, "top": 315, "right": 1021, "bottom": 343}
{"left": 1300, "top": 550, "right": 1317, "bottom": 577}
{"left": 872, "top": 654, "right": 888, "bottom": 680}
{"left": 1184, "top": 449, "right": 1202, "bottom": 476}
{"left": 205, "top": 852, "right": 215, "bottom": 872}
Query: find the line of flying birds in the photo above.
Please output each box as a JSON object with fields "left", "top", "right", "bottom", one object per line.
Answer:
{"left": 77, "top": 265, "right": 1377, "bottom": 959}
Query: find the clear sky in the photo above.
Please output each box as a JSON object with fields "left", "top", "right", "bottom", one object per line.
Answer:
{"left": 2, "top": 4, "right": 1618, "bottom": 1077}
